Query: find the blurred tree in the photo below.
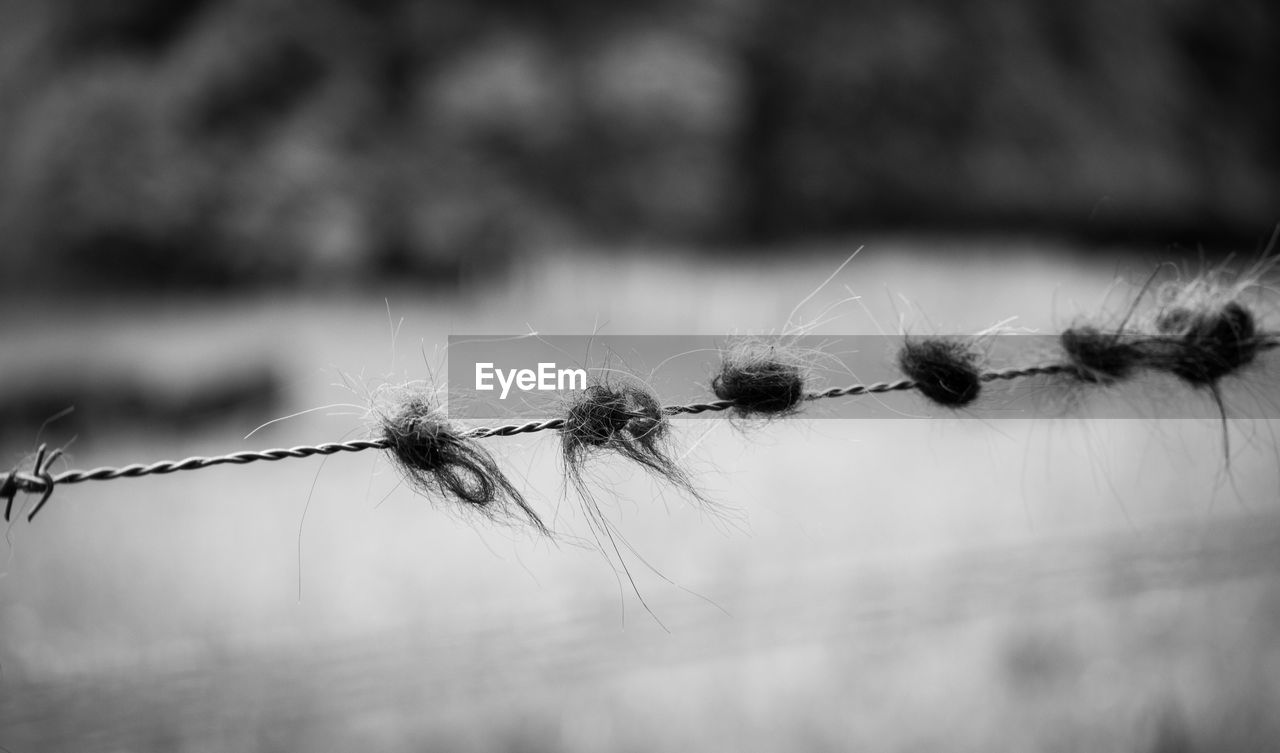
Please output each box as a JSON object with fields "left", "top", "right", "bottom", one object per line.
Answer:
{"left": 53, "top": 0, "right": 214, "bottom": 55}
{"left": 0, "top": 0, "right": 1276, "bottom": 292}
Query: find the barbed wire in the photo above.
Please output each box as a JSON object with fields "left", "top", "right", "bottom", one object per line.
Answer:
{"left": 3, "top": 309, "right": 1276, "bottom": 524}
{"left": 0, "top": 363, "right": 1058, "bottom": 509}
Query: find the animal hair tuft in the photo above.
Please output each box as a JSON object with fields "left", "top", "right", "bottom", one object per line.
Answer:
{"left": 560, "top": 379, "right": 703, "bottom": 503}
{"left": 381, "top": 396, "right": 546, "bottom": 533}
{"left": 898, "top": 337, "right": 982, "bottom": 407}
{"left": 712, "top": 339, "right": 807, "bottom": 418}
{"left": 1060, "top": 326, "right": 1143, "bottom": 384}
{"left": 1151, "top": 299, "right": 1260, "bottom": 386}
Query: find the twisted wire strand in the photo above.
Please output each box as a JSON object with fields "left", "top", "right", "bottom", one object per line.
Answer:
{"left": 6, "top": 439, "right": 394, "bottom": 492}
{"left": 981, "top": 364, "right": 1075, "bottom": 382}
{"left": 662, "top": 400, "right": 737, "bottom": 415}
{"left": 0, "top": 351, "right": 1244, "bottom": 501}
{"left": 466, "top": 418, "right": 566, "bottom": 438}
{"left": 805, "top": 379, "right": 916, "bottom": 400}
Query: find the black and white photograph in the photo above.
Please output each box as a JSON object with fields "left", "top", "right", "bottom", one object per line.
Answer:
{"left": 2, "top": 1, "right": 1279, "bottom": 750}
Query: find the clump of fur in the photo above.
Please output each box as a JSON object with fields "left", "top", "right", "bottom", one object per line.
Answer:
{"left": 712, "top": 340, "right": 807, "bottom": 418}
{"left": 1060, "top": 326, "right": 1143, "bottom": 384}
{"left": 1152, "top": 300, "right": 1260, "bottom": 385}
{"left": 382, "top": 397, "right": 546, "bottom": 533}
{"left": 1055, "top": 259, "right": 1274, "bottom": 391}
{"left": 1140, "top": 260, "right": 1277, "bottom": 463}
{"left": 1146, "top": 257, "right": 1276, "bottom": 386}
{"left": 560, "top": 379, "right": 702, "bottom": 502}
{"left": 898, "top": 337, "right": 982, "bottom": 407}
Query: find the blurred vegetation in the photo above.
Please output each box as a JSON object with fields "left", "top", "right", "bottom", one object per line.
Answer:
{"left": 0, "top": 0, "right": 1276, "bottom": 290}
{"left": 0, "top": 362, "right": 281, "bottom": 446}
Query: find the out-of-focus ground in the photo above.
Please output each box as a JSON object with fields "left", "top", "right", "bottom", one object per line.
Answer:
{"left": 3, "top": 247, "right": 1280, "bottom": 751}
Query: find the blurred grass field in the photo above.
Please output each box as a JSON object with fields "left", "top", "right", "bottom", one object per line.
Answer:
{"left": 2, "top": 242, "right": 1280, "bottom": 752}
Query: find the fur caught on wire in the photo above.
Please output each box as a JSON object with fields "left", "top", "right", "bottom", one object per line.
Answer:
{"left": 712, "top": 338, "right": 808, "bottom": 418}
{"left": 378, "top": 396, "right": 548, "bottom": 534}
{"left": 560, "top": 378, "right": 706, "bottom": 506}
{"left": 5, "top": 263, "right": 1278, "bottom": 530}
{"left": 1059, "top": 270, "right": 1270, "bottom": 390}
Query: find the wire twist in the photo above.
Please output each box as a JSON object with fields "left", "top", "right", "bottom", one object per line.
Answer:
{"left": 805, "top": 379, "right": 916, "bottom": 400}
{"left": 467, "top": 418, "right": 566, "bottom": 439}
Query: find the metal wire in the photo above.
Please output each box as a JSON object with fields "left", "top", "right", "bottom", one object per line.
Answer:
{"left": 0, "top": 363, "right": 1069, "bottom": 505}
{"left": 3, "top": 439, "right": 394, "bottom": 504}
{"left": 0, "top": 346, "right": 1263, "bottom": 516}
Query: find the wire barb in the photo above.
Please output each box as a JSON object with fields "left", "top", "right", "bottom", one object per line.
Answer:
{"left": 3, "top": 443, "right": 64, "bottom": 522}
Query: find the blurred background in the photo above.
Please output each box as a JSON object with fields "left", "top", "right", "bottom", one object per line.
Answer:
{"left": 2, "top": 0, "right": 1280, "bottom": 750}
{"left": 0, "top": 0, "right": 1278, "bottom": 293}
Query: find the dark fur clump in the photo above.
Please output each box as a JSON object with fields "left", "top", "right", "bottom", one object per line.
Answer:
{"left": 561, "top": 381, "right": 702, "bottom": 501}
{"left": 898, "top": 338, "right": 982, "bottom": 407}
{"left": 383, "top": 398, "right": 546, "bottom": 533}
{"left": 1152, "top": 301, "right": 1259, "bottom": 385}
{"left": 712, "top": 343, "right": 806, "bottom": 417}
{"left": 1060, "top": 326, "right": 1142, "bottom": 384}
